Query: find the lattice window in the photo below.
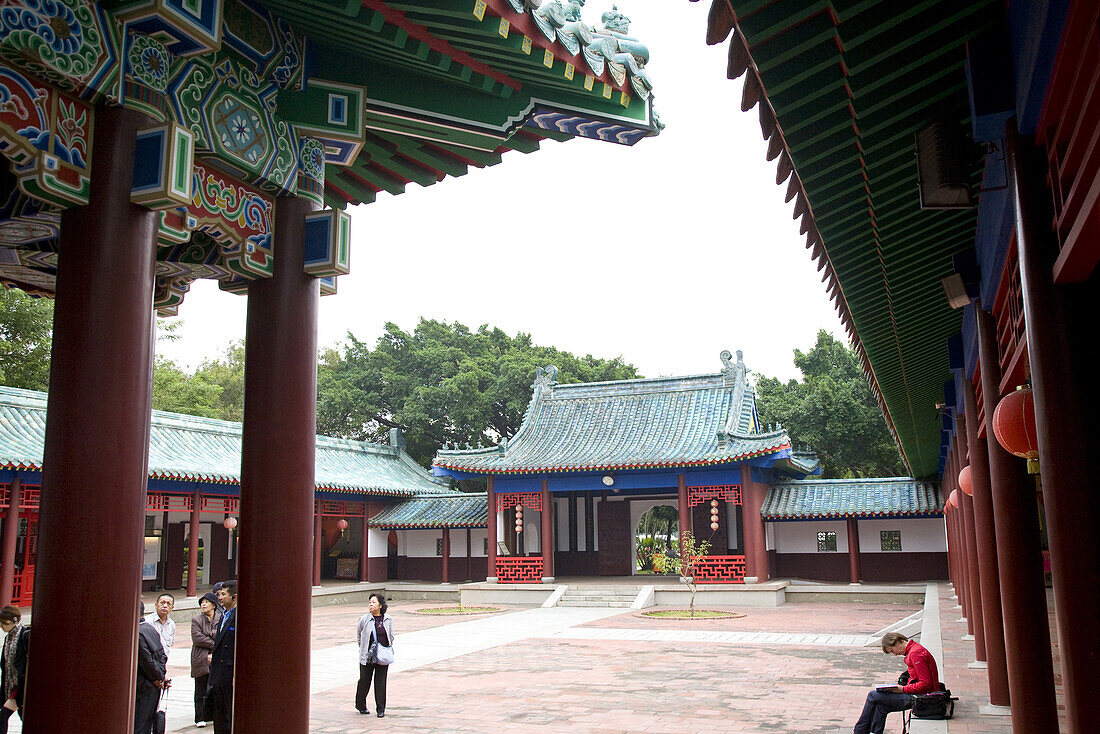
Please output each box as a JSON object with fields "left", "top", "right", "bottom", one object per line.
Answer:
{"left": 496, "top": 492, "right": 541, "bottom": 513}
{"left": 316, "top": 499, "right": 365, "bottom": 517}
{"left": 688, "top": 484, "right": 742, "bottom": 507}
{"left": 817, "top": 530, "right": 837, "bottom": 552}
{"left": 436, "top": 538, "right": 443, "bottom": 556}
{"left": 147, "top": 493, "right": 192, "bottom": 512}
{"left": 495, "top": 557, "right": 543, "bottom": 583}
{"left": 880, "top": 530, "right": 902, "bottom": 551}
{"left": 19, "top": 488, "right": 39, "bottom": 510}
{"left": 692, "top": 555, "right": 747, "bottom": 584}
{"left": 200, "top": 495, "right": 240, "bottom": 514}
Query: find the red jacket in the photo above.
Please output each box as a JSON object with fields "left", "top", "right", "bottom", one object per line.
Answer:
{"left": 901, "top": 640, "right": 940, "bottom": 695}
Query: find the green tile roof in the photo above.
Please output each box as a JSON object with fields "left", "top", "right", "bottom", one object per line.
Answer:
{"left": 368, "top": 493, "right": 488, "bottom": 529}
{"left": 708, "top": 0, "right": 1001, "bottom": 477}
{"left": 433, "top": 351, "right": 803, "bottom": 475}
{"left": 0, "top": 386, "right": 445, "bottom": 496}
{"left": 762, "top": 477, "right": 944, "bottom": 520}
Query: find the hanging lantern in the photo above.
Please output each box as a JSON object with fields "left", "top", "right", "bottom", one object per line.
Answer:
{"left": 223, "top": 516, "right": 238, "bottom": 530}
{"left": 947, "top": 490, "right": 959, "bottom": 509}
{"left": 992, "top": 385, "right": 1040, "bottom": 473}
{"left": 710, "top": 499, "right": 718, "bottom": 508}
{"left": 710, "top": 522, "right": 720, "bottom": 531}
{"left": 958, "top": 465, "right": 973, "bottom": 496}
{"left": 336, "top": 518, "right": 349, "bottom": 531}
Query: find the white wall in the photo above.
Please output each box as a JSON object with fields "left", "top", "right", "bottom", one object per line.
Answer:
{"left": 368, "top": 528, "right": 390, "bottom": 558}
{"left": 772, "top": 520, "right": 849, "bottom": 553}
{"left": 858, "top": 518, "right": 946, "bottom": 553}
{"left": 726, "top": 502, "right": 739, "bottom": 549}
{"left": 556, "top": 497, "right": 568, "bottom": 550}
{"left": 406, "top": 529, "right": 441, "bottom": 558}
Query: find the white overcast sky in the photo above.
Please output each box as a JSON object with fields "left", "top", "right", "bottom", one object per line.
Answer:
{"left": 157, "top": 0, "right": 844, "bottom": 382}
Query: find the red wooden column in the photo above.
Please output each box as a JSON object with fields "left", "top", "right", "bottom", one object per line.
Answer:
{"left": 846, "top": 518, "right": 860, "bottom": 584}
{"left": 958, "top": 412, "right": 986, "bottom": 659}
{"left": 739, "top": 464, "right": 768, "bottom": 582}
{"left": 235, "top": 195, "right": 319, "bottom": 733}
{"left": 312, "top": 508, "right": 322, "bottom": 586}
{"left": 441, "top": 528, "right": 450, "bottom": 583}
{"left": 466, "top": 528, "right": 472, "bottom": 581}
{"left": 540, "top": 479, "right": 554, "bottom": 582}
{"left": 0, "top": 476, "right": 21, "bottom": 608}
{"left": 24, "top": 104, "right": 157, "bottom": 732}
{"left": 360, "top": 508, "right": 370, "bottom": 583}
{"left": 977, "top": 305, "right": 1059, "bottom": 733}
{"left": 187, "top": 487, "right": 201, "bottom": 597}
{"left": 1007, "top": 122, "right": 1099, "bottom": 734}
{"left": 676, "top": 473, "right": 690, "bottom": 567}
{"left": 961, "top": 371, "right": 1009, "bottom": 705}
{"left": 486, "top": 477, "right": 497, "bottom": 582}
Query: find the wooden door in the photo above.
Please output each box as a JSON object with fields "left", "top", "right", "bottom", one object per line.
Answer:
{"left": 597, "top": 500, "right": 631, "bottom": 576}
{"left": 164, "top": 522, "right": 185, "bottom": 589}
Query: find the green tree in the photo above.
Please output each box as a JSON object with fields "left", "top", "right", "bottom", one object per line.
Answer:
{"left": 317, "top": 319, "right": 640, "bottom": 467}
{"left": 0, "top": 289, "right": 53, "bottom": 390}
{"left": 754, "top": 330, "right": 904, "bottom": 478}
{"left": 151, "top": 323, "right": 245, "bottom": 421}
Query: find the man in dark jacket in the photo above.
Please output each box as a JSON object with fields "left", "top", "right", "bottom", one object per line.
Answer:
{"left": 207, "top": 580, "right": 237, "bottom": 733}
{"left": 136, "top": 601, "right": 169, "bottom": 734}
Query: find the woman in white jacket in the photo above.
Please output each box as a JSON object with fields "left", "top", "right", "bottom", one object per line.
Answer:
{"left": 355, "top": 593, "right": 395, "bottom": 718}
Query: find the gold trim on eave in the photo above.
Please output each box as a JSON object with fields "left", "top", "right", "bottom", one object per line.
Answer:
{"left": 473, "top": 0, "right": 486, "bottom": 21}
{"left": 543, "top": 49, "right": 554, "bottom": 68}
{"left": 498, "top": 18, "right": 509, "bottom": 37}
{"left": 620, "top": 91, "right": 630, "bottom": 107}
{"left": 602, "top": 83, "right": 612, "bottom": 99}
{"left": 584, "top": 75, "right": 594, "bottom": 91}
{"left": 522, "top": 36, "right": 532, "bottom": 55}
{"left": 564, "top": 63, "right": 575, "bottom": 80}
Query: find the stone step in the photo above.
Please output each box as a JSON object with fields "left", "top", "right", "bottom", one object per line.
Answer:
{"left": 561, "top": 594, "right": 636, "bottom": 602}
{"left": 557, "top": 600, "right": 634, "bottom": 607}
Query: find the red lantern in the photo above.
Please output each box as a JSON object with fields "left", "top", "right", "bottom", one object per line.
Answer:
{"left": 958, "top": 465, "right": 973, "bottom": 496}
{"left": 710, "top": 499, "right": 718, "bottom": 508}
{"left": 992, "top": 386, "right": 1039, "bottom": 460}
{"left": 947, "top": 490, "right": 959, "bottom": 509}
{"left": 710, "top": 522, "right": 719, "bottom": 531}
{"left": 223, "top": 516, "right": 238, "bottom": 530}
{"left": 336, "top": 518, "right": 349, "bottom": 531}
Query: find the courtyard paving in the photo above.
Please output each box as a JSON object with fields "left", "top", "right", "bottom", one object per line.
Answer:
{"left": 10, "top": 582, "right": 1066, "bottom": 732}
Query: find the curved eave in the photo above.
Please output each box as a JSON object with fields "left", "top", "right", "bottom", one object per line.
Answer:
{"left": 370, "top": 522, "right": 488, "bottom": 529}
{"left": 432, "top": 442, "right": 791, "bottom": 475}
{"left": 763, "top": 511, "right": 944, "bottom": 521}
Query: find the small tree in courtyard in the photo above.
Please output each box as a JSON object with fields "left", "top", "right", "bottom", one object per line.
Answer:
{"left": 652, "top": 530, "right": 711, "bottom": 617}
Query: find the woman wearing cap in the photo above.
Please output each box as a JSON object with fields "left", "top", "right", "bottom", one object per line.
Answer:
{"left": 190, "top": 593, "right": 222, "bottom": 728}
{"left": 0, "top": 605, "right": 28, "bottom": 732}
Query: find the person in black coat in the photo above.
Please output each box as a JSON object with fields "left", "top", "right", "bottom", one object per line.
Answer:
{"left": 136, "top": 601, "right": 169, "bottom": 734}
{"left": 0, "top": 605, "right": 28, "bottom": 733}
{"left": 206, "top": 580, "right": 237, "bottom": 733}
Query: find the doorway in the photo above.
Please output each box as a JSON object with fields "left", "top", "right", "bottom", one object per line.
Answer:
{"left": 635, "top": 505, "right": 679, "bottom": 575}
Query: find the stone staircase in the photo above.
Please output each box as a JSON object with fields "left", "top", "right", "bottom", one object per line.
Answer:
{"left": 556, "top": 584, "right": 640, "bottom": 608}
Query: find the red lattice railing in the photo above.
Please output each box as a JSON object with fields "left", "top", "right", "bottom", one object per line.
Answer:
{"left": 688, "top": 484, "right": 742, "bottom": 507}
{"left": 200, "top": 495, "right": 240, "bottom": 514}
{"left": 692, "top": 555, "right": 747, "bottom": 584}
{"left": 495, "top": 557, "right": 543, "bottom": 583}
{"left": 496, "top": 492, "right": 541, "bottom": 513}
{"left": 147, "top": 493, "right": 192, "bottom": 512}
{"left": 11, "top": 566, "right": 33, "bottom": 605}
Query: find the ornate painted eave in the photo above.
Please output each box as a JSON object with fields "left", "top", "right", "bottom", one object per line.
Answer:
{"left": 761, "top": 477, "right": 944, "bottom": 520}
{"left": 368, "top": 492, "right": 488, "bottom": 529}
{"left": 0, "top": 0, "right": 659, "bottom": 314}
{"left": 432, "top": 350, "right": 798, "bottom": 476}
{"left": 697, "top": 0, "right": 1003, "bottom": 477}
{"left": 0, "top": 385, "right": 446, "bottom": 496}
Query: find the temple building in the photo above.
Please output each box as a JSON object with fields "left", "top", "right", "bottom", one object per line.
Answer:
{"left": 432, "top": 351, "right": 946, "bottom": 585}
{"left": 0, "top": 385, "right": 489, "bottom": 603}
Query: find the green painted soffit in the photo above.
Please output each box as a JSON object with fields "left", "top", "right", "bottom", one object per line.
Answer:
{"left": 728, "top": 0, "right": 999, "bottom": 477}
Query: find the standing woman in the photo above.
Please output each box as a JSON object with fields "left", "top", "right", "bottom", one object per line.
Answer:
{"left": 190, "top": 592, "right": 222, "bottom": 728}
{"left": 355, "top": 593, "right": 395, "bottom": 718}
{"left": 0, "top": 605, "right": 28, "bottom": 732}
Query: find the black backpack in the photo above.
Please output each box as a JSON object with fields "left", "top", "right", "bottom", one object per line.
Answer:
{"left": 911, "top": 683, "right": 957, "bottom": 720}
